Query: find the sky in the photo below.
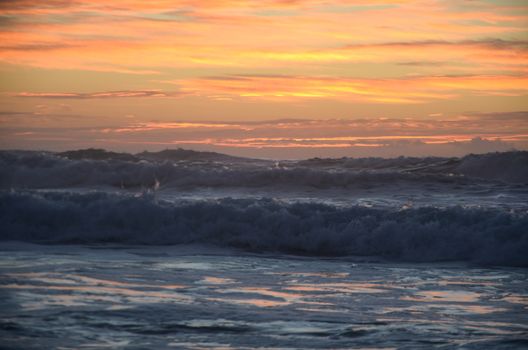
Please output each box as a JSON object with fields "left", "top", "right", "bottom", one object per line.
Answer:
{"left": 0, "top": 0, "right": 527, "bottom": 159}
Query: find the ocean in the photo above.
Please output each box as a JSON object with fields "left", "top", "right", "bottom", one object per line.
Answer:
{"left": 1, "top": 149, "right": 527, "bottom": 349}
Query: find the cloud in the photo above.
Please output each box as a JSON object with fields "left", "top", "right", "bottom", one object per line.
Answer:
{"left": 453, "top": 136, "right": 514, "bottom": 153}
{"left": 345, "top": 39, "right": 528, "bottom": 50}
{"left": 3, "top": 112, "right": 527, "bottom": 157}
{"left": 397, "top": 61, "right": 447, "bottom": 67}
{"left": 1, "top": 0, "right": 527, "bottom": 159}
{"left": 468, "top": 111, "right": 528, "bottom": 122}
{"left": 2, "top": 37, "right": 525, "bottom": 75}
{"left": 104, "top": 122, "right": 250, "bottom": 133}
{"left": 175, "top": 74, "right": 528, "bottom": 103}
{"left": 82, "top": 112, "right": 528, "bottom": 151}
{"left": 10, "top": 90, "right": 185, "bottom": 99}
{"left": 0, "top": 1, "right": 412, "bottom": 12}
{"left": 0, "top": 0, "right": 526, "bottom": 75}
{"left": 0, "top": 43, "right": 78, "bottom": 51}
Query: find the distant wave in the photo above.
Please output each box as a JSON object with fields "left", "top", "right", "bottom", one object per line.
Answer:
{"left": 1, "top": 150, "right": 526, "bottom": 190}
{"left": 1, "top": 191, "right": 527, "bottom": 266}
{"left": 299, "top": 151, "right": 528, "bottom": 183}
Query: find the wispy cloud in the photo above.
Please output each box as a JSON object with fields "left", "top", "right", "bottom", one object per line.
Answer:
{"left": 10, "top": 90, "right": 185, "bottom": 99}
{"left": 1, "top": 1, "right": 526, "bottom": 75}
{"left": 3, "top": 112, "right": 527, "bottom": 157}
{"left": 1, "top": 0, "right": 527, "bottom": 155}
{"left": 14, "top": 73, "right": 526, "bottom": 105}
{"left": 175, "top": 74, "right": 528, "bottom": 103}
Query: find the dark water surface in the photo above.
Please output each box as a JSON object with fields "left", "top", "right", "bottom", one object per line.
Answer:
{"left": 1, "top": 244, "right": 527, "bottom": 349}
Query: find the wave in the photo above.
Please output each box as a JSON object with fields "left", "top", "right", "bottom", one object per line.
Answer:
{"left": 455, "top": 152, "right": 528, "bottom": 183}
{"left": 299, "top": 151, "right": 528, "bottom": 183}
{"left": 1, "top": 191, "right": 527, "bottom": 266}
{"left": 1, "top": 150, "right": 526, "bottom": 190}
{"left": 58, "top": 148, "right": 247, "bottom": 162}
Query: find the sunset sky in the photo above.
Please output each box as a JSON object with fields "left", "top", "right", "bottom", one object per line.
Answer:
{"left": 1, "top": 0, "right": 527, "bottom": 158}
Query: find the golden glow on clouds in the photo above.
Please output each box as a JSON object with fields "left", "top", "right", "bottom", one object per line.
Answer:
{"left": 104, "top": 122, "right": 250, "bottom": 133}
{"left": 0, "top": 0, "right": 527, "bottom": 156}
{"left": 178, "top": 75, "right": 528, "bottom": 103}
{"left": 3, "top": 114, "right": 527, "bottom": 158}
{"left": 11, "top": 91, "right": 180, "bottom": 98}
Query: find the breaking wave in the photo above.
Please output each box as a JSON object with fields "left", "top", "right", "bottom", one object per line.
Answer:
{"left": 1, "top": 191, "right": 527, "bottom": 266}
{"left": 1, "top": 150, "right": 527, "bottom": 190}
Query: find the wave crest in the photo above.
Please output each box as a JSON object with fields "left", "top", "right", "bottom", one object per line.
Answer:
{"left": 2, "top": 150, "right": 527, "bottom": 190}
{"left": 1, "top": 191, "right": 526, "bottom": 266}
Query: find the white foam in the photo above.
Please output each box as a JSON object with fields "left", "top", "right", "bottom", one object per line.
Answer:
{"left": 1, "top": 191, "right": 526, "bottom": 266}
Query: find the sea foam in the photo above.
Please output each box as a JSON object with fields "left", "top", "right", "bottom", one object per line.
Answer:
{"left": 1, "top": 150, "right": 527, "bottom": 190}
{"left": 1, "top": 191, "right": 526, "bottom": 266}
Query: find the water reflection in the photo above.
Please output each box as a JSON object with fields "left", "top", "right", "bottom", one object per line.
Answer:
{"left": 4, "top": 272, "right": 192, "bottom": 310}
{"left": 1, "top": 247, "right": 527, "bottom": 349}
{"left": 402, "top": 290, "right": 480, "bottom": 302}
{"left": 201, "top": 276, "right": 235, "bottom": 285}
{"left": 502, "top": 294, "right": 528, "bottom": 307}
{"left": 382, "top": 303, "right": 506, "bottom": 316}
{"left": 207, "top": 297, "right": 290, "bottom": 308}
{"left": 211, "top": 286, "right": 331, "bottom": 308}
{"left": 286, "top": 282, "right": 387, "bottom": 294}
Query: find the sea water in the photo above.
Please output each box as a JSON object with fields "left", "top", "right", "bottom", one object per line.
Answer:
{"left": 1, "top": 150, "right": 527, "bottom": 349}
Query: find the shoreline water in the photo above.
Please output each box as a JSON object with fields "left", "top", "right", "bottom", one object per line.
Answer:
{"left": 1, "top": 243, "right": 527, "bottom": 349}
{"left": 1, "top": 150, "right": 527, "bottom": 348}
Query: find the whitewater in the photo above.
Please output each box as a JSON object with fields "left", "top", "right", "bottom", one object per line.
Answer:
{"left": 1, "top": 149, "right": 527, "bottom": 349}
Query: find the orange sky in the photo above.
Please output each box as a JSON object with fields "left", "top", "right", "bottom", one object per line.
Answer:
{"left": 0, "top": 0, "right": 527, "bottom": 158}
